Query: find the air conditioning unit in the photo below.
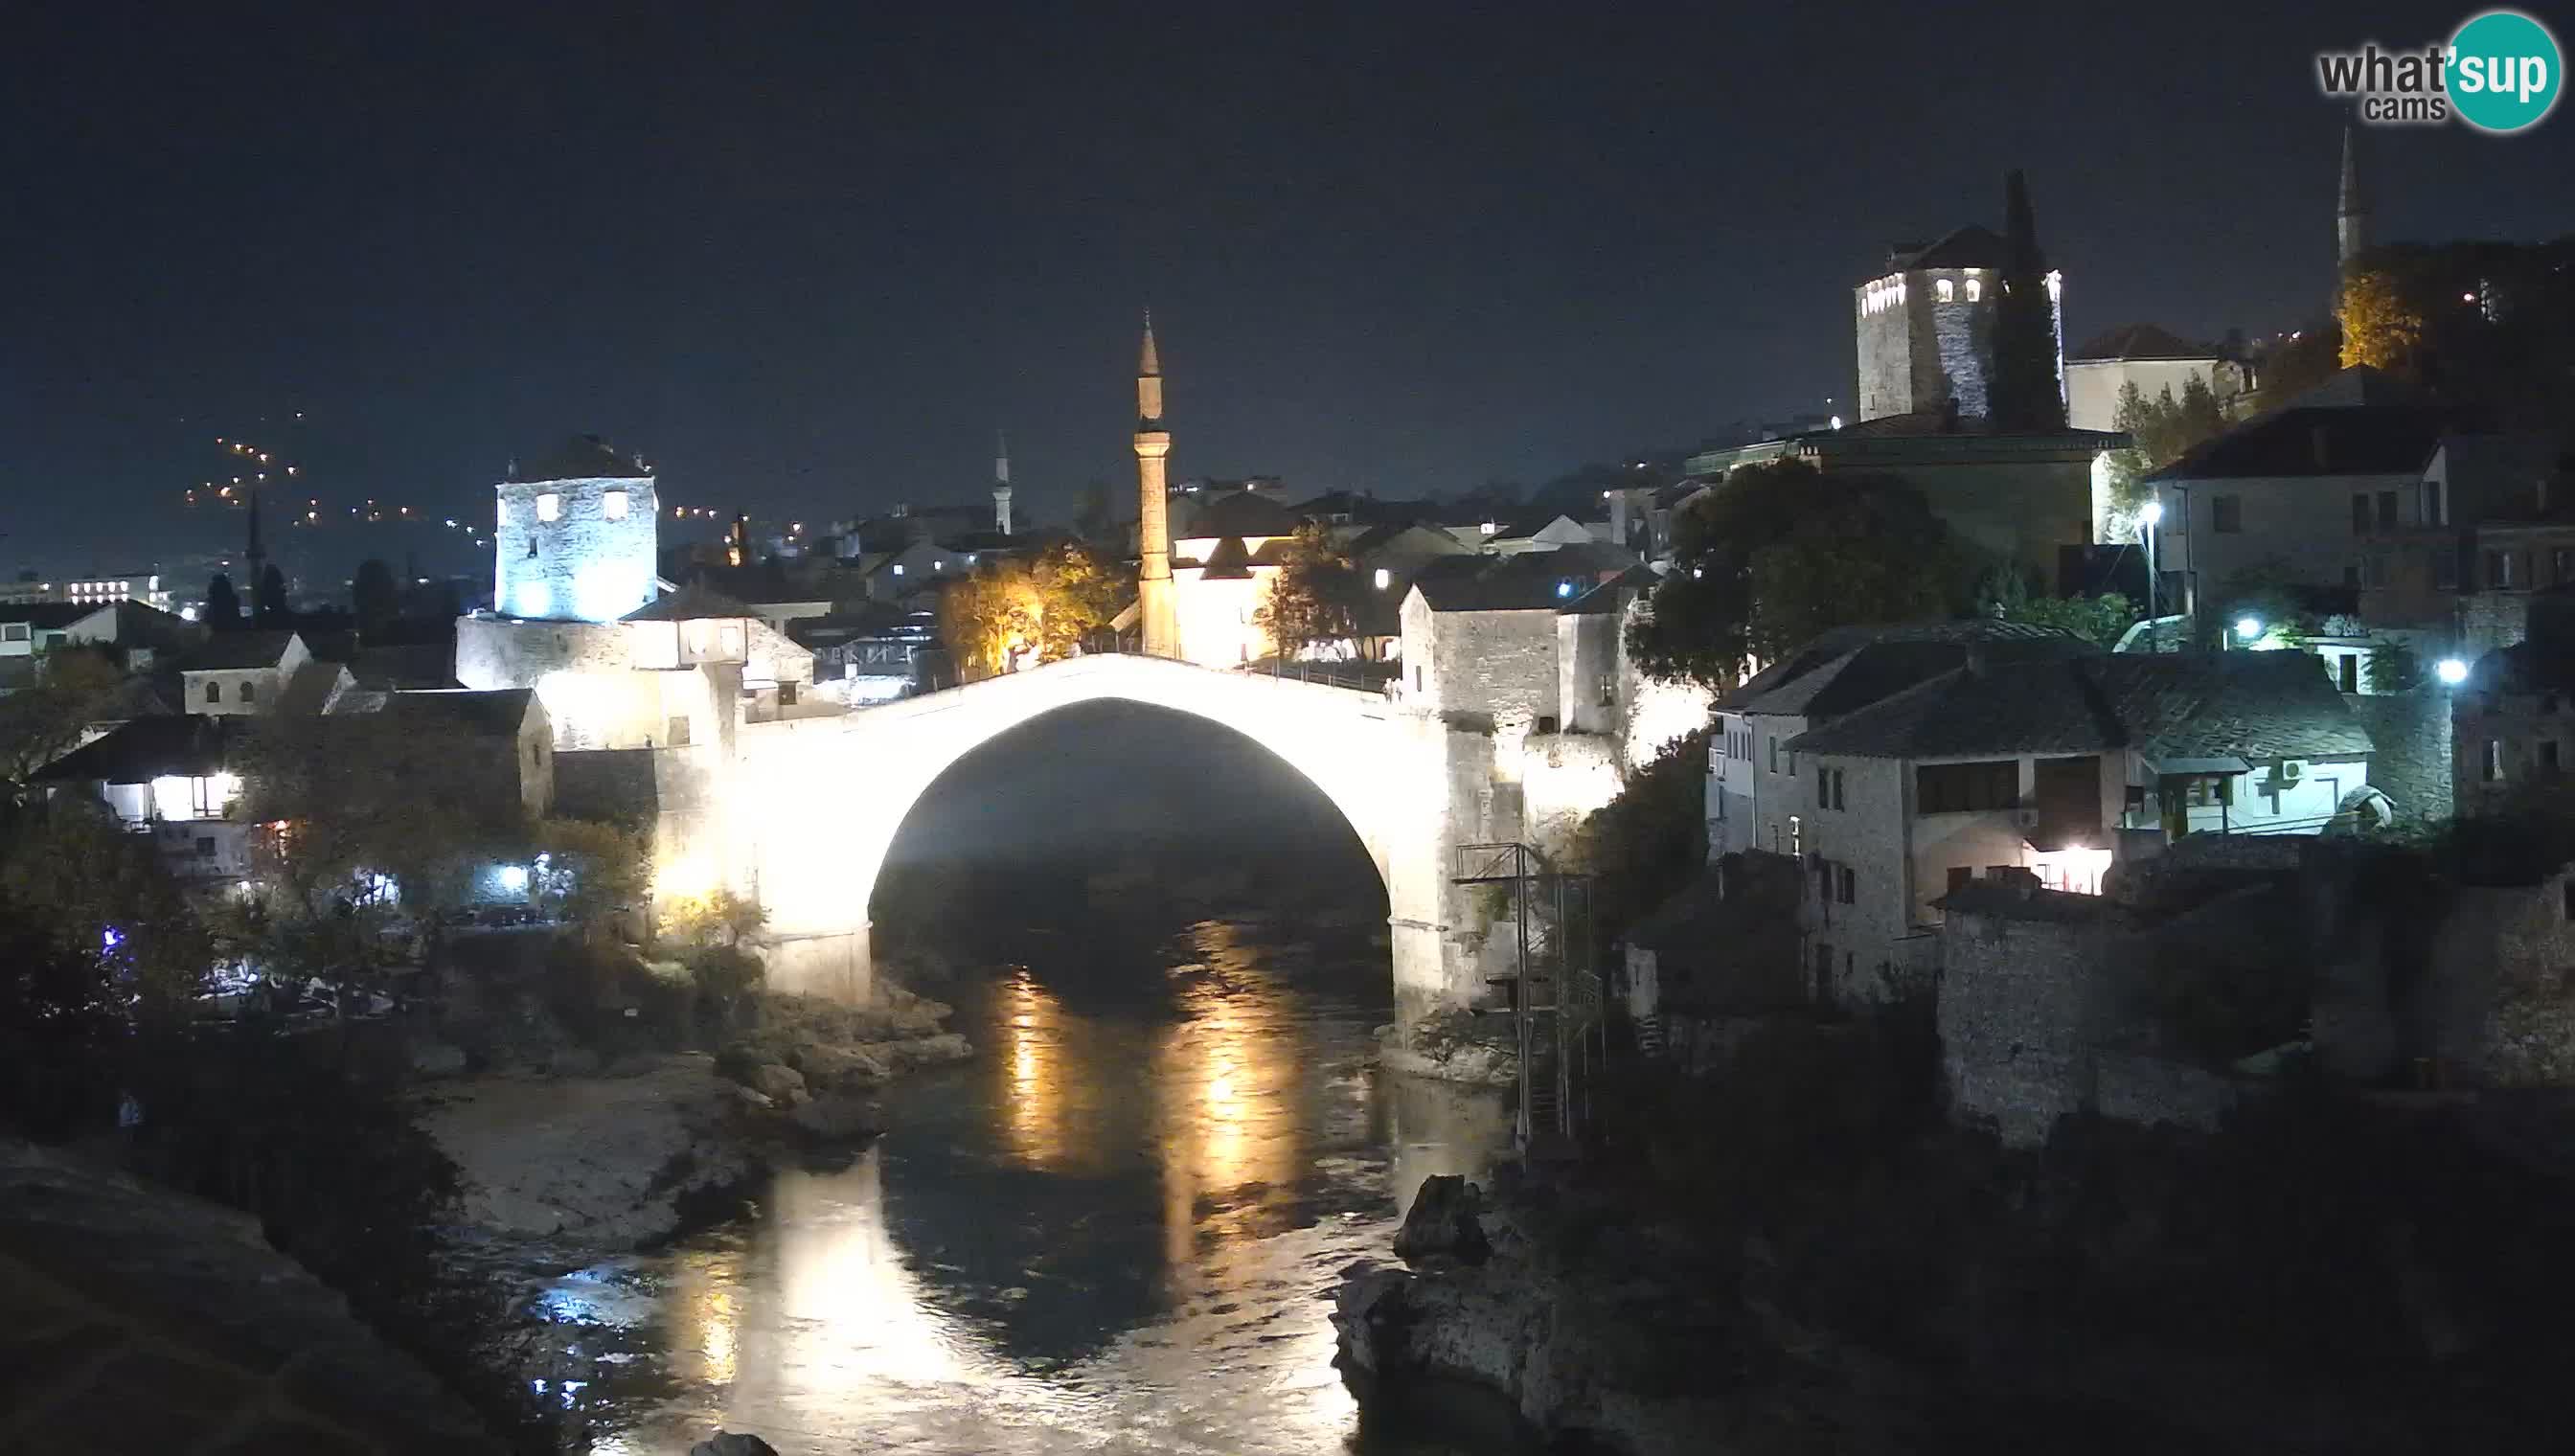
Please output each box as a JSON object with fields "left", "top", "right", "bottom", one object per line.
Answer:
{"left": 2277, "top": 759, "right": 2306, "bottom": 785}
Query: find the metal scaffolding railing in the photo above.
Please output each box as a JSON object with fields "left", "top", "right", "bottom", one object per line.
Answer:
{"left": 1455, "top": 842, "right": 1605, "bottom": 1148}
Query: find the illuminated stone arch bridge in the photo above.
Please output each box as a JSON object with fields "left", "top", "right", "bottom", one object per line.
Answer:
{"left": 713, "top": 653, "right": 1596, "bottom": 1029}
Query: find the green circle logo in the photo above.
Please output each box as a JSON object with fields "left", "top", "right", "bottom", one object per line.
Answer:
{"left": 2450, "top": 10, "right": 2562, "bottom": 132}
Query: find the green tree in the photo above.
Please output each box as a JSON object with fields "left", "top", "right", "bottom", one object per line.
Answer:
{"left": 0, "top": 646, "right": 126, "bottom": 801}
{"left": 1745, "top": 491, "right": 1960, "bottom": 661}
{"left": 1566, "top": 728, "right": 1710, "bottom": 943}
{"left": 2364, "top": 636, "right": 2421, "bottom": 692}
{"left": 1987, "top": 170, "right": 2066, "bottom": 432}
{"left": 660, "top": 888, "right": 766, "bottom": 948}
{"left": 352, "top": 558, "right": 399, "bottom": 641}
{"left": 938, "top": 542, "right": 1125, "bottom": 677}
{"left": 255, "top": 564, "right": 289, "bottom": 623}
{"left": 532, "top": 818, "right": 651, "bottom": 930}
{"left": 0, "top": 797, "right": 209, "bottom": 1022}
{"left": 1629, "top": 460, "right": 1963, "bottom": 686}
{"left": 2101, "top": 377, "right": 2230, "bottom": 531}
{"left": 204, "top": 571, "right": 241, "bottom": 627}
{"left": 1253, "top": 522, "right": 1366, "bottom": 662}
{"left": 2002, "top": 589, "right": 2140, "bottom": 648}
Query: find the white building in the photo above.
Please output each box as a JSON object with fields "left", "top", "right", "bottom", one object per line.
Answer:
{"left": 1781, "top": 648, "right": 2373, "bottom": 1006}
{"left": 2063, "top": 324, "right": 2251, "bottom": 434}
{"left": 1709, "top": 621, "right": 2096, "bottom": 866}
{"left": 494, "top": 436, "right": 660, "bottom": 624}
{"left": 2146, "top": 368, "right": 2472, "bottom": 615}
{"left": 179, "top": 630, "right": 316, "bottom": 715}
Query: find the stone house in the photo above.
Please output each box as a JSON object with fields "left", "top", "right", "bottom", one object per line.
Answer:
{"left": 372, "top": 688, "right": 555, "bottom": 822}
{"left": 1707, "top": 621, "right": 2093, "bottom": 869}
{"left": 2357, "top": 432, "right": 2575, "bottom": 661}
{"left": 36, "top": 715, "right": 258, "bottom": 883}
{"left": 178, "top": 630, "right": 327, "bottom": 716}
{"left": 2144, "top": 368, "right": 2477, "bottom": 620}
{"left": 1784, "top": 649, "right": 2373, "bottom": 1006}
{"left": 2062, "top": 323, "right": 2254, "bottom": 437}
{"left": 2451, "top": 636, "right": 2575, "bottom": 814}
{"left": 1685, "top": 413, "right": 2114, "bottom": 594}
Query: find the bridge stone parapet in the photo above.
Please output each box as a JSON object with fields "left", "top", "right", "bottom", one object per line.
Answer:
{"left": 721, "top": 654, "right": 1509, "bottom": 1029}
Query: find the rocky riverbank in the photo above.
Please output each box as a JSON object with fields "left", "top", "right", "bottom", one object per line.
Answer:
{"left": 1376, "top": 1009, "right": 1518, "bottom": 1087}
{"left": 421, "top": 983, "right": 975, "bottom": 1259}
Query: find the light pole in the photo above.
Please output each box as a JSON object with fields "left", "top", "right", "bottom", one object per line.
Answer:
{"left": 2140, "top": 499, "right": 2163, "bottom": 649}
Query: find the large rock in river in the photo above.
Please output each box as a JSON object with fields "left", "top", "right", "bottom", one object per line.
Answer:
{"left": 1393, "top": 1174, "right": 1492, "bottom": 1267}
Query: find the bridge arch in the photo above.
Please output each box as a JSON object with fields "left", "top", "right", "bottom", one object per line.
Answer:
{"left": 728, "top": 655, "right": 1477, "bottom": 1023}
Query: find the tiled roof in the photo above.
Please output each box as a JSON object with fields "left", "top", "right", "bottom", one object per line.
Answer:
{"left": 2145, "top": 392, "right": 2479, "bottom": 483}
{"left": 621, "top": 583, "right": 760, "bottom": 623}
{"left": 1887, "top": 224, "right": 2012, "bottom": 272}
{"left": 1786, "top": 650, "right": 2371, "bottom": 762}
{"left": 2069, "top": 323, "right": 2217, "bottom": 363}
{"left": 38, "top": 715, "right": 239, "bottom": 784}
{"left": 1411, "top": 548, "right": 1631, "bottom": 613}
{"left": 1187, "top": 489, "right": 1299, "bottom": 538}
{"left": 376, "top": 688, "right": 538, "bottom": 738}
{"left": 0, "top": 603, "right": 105, "bottom": 630}
{"left": 181, "top": 629, "right": 300, "bottom": 671}
{"left": 1196, "top": 535, "right": 1257, "bottom": 580}
{"left": 511, "top": 434, "right": 649, "bottom": 483}
{"left": 1723, "top": 620, "right": 2087, "bottom": 714}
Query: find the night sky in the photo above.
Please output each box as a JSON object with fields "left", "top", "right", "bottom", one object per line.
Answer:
{"left": 8, "top": 2, "right": 2572, "bottom": 580}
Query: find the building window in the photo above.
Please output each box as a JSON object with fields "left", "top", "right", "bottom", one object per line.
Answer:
{"left": 1413, "top": 666, "right": 1423, "bottom": 694}
{"left": 1836, "top": 864, "right": 1856, "bottom": 904}
{"left": 1915, "top": 760, "right": 2018, "bottom": 813}
{"left": 2542, "top": 739, "right": 2562, "bottom": 775}
{"left": 1831, "top": 768, "right": 1845, "bottom": 809}
{"left": 2212, "top": 495, "right": 2242, "bottom": 534}
{"left": 2487, "top": 550, "right": 2515, "bottom": 589}
{"left": 1789, "top": 815, "right": 1802, "bottom": 860}
{"left": 778, "top": 681, "right": 798, "bottom": 708}
{"left": 536, "top": 492, "right": 561, "bottom": 522}
{"left": 2377, "top": 490, "right": 2399, "bottom": 530}
{"left": 1947, "top": 866, "right": 1972, "bottom": 896}
{"left": 2339, "top": 653, "right": 2360, "bottom": 694}
{"left": 2555, "top": 548, "right": 2575, "bottom": 586}
{"left": 2434, "top": 549, "right": 2459, "bottom": 590}
{"left": 1936, "top": 278, "right": 1954, "bottom": 303}
{"left": 2351, "top": 493, "right": 2371, "bottom": 535}
{"left": 239, "top": 681, "right": 255, "bottom": 704}
{"left": 2179, "top": 775, "right": 2232, "bottom": 808}
{"left": 1813, "top": 943, "right": 1833, "bottom": 998}
{"left": 1965, "top": 278, "right": 1983, "bottom": 302}
{"left": 603, "top": 489, "right": 628, "bottom": 521}
{"left": 204, "top": 680, "right": 220, "bottom": 704}
{"left": 1768, "top": 738, "right": 1778, "bottom": 774}
{"left": 2481, "top": 739, "right": 2503, "bottom": 783}
{"left": 1, "top": 624, "right": 26, "bottom": 643}
{"left": 195, "top": 836, "right": 216, "bottom": 858}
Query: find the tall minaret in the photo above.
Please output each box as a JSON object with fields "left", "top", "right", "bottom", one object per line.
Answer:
{"left": 2336, "top": 125, "right": 2369, "bottom": 271}
{"left": 991, "top": 429, "right": 1014, "bottom": 536}
{"left": 1132, "top": 310, "right": 1179, "bottom": 657}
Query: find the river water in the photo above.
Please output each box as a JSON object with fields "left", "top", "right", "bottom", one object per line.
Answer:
{"left": 531, "top": 911, "right": 1515, "bottom": 1454}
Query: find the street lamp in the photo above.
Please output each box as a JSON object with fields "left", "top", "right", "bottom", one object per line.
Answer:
{"left": 2139, "top": 501, "right": 2163, "bottom": 649}
{"left": 2436, "top": 656, "right": 2470, "bottom": 686}
{"left": 2235, "top": 616, "right": 2264, "bottom": 643}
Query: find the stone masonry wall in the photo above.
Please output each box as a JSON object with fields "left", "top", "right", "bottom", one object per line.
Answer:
{"left": 1429, "top": 609, "right": 1561, "bottom": 734}
{"left": 1937, "top": 905, "right": 2103, "bottom": 1148}
{"left": 494, "top": 474, "right": 658, "bottom": 624}
{"left": 2347, "top": 684, "right": 2452, "bottom": 822}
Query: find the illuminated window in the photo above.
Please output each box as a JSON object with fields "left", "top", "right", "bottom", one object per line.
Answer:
{"left": 1374, "top": 567, "right": 1391, "bottom": 590}
{"left": 1936, "top": 279, "right": 1954, "bottom": 303}
{"left": 1965, "top": 278, "right": 1982, "bottom": 302}
{"left": 536, "top": 493, "right": 561, "bottom": 522}
{"left": 603, "top": 489, "right": 628, "bottom": 520}
{"left": 893, "top": 563, "right": 904, "bottom": 576}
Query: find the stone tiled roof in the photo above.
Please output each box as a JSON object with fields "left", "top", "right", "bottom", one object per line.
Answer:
{"left": 0, "top": 603, "right": 104, "bottom": 630}
{"left": 180, "top": 629, "right": 300, "bottom": 671}
{"left": 510, "top": 434, "right": 649, "bottom": 483}
{"left": 37, "top": 715, "right": 239, "bottom": 784}
{"left": 2143, "top": 400, "right": 2476, "bottom": 482}
{"left": 2069, "top": 323, "right": 2217, "bottom": 363}
{"left": 1722, "top": 620, "right": 2087, "bottom": 714}
{"left": 376, "top": 687, "right": 537, "bottom": 738}
{"left": 1786, "top": 650, "right": 2371, "bottom": 762}
{"left": 621, "top": 583, "right": 759, "bottom": 623}
{"left": 1412, "top": 549, "right": 1632, "bottom": 613}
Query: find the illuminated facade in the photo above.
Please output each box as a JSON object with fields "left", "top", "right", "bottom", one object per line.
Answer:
{"left": 493, "top": 435, "right": 660, "bottom": 624}
{"left": 732, "top": 652, "right": 1502, "bottom": 1021}
{"left": 1133, "top": 314, "right": 1181, "bottom": 658}
{"left": 1854, "top": 226, "right": 2062, "bottom": 423}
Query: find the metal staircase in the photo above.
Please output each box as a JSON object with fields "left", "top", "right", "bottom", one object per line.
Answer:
{"left": 1455, "top": 842, "right": 1605, "bottom": 1149}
